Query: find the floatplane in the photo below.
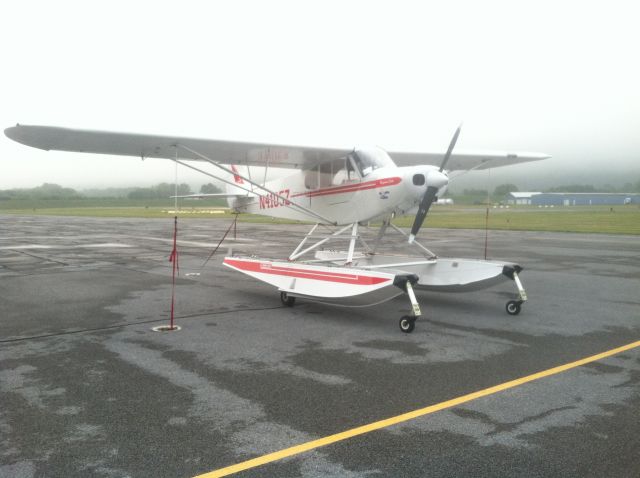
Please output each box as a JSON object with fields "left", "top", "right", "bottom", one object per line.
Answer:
{"left": 5, "top": 124, "right": 548, "bottom": 332}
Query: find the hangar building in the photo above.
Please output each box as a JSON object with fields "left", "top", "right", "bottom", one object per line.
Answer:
{"left": 506, "top": 192, "right": 640, "bottom": 206}
{"left": 505, "top": 192, "right": 541, "bottom": 205}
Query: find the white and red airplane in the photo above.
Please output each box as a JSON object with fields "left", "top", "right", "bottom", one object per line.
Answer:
{"left": 5, "top": 124, "right": 548, "bottom": 332}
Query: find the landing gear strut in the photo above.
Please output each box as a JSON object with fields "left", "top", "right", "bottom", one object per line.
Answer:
{"left": 395, "top": 275, "right": 422, "bottom": 333}
{"left": 503, "top": 268, "right": 527, "bottom": 316}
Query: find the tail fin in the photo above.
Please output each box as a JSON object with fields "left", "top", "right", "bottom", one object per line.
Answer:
{"left": 225, "top": 165, "right": 248, "bottom": 193}
{"left": 225, "top": 165, "right": 253, "bottom": 208}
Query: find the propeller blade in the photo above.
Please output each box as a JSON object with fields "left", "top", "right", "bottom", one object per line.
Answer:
{"left": 408, "top": 124, "right": 461, "bottom": 244}
{"left": 408, "top": 185, "right": 439, "bottom": 243}
{"left": 439, "top": 123, "right": 463, "bottom": 172}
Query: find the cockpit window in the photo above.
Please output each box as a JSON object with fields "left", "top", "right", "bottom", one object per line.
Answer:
{"left": 305, "top": 157, "right": 359, "bottom": 190}
{"left": 350, "top": 147, "right": 395, "bottom": 177}
{"left": 304, "top": 148, "right": 394, "bottom": 190}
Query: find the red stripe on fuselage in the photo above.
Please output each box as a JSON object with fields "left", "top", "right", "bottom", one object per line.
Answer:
{"left": 290, "top": 177, "right": 402, "bottom": 199}
{"left": 224, "top": 259, "right": 391, "bottom": 285}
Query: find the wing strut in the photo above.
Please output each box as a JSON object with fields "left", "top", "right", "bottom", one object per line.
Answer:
{"left": 175, "top": 143, "right": 336, "bottom": 225}
{"left": 174, "top": 143, "right": 336, "bottom": 225}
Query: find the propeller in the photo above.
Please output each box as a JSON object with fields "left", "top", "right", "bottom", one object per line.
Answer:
{"left": 408, "top": 124, "right": 462, "bottom": 244}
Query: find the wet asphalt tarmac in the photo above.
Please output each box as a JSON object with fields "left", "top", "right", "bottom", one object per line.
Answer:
{"left": 1, "top": 215, "right": 639, "bottom": 477}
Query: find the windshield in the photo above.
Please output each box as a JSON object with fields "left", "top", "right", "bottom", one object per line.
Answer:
{"left": 351, "top": 147, "right": 395, "bottom": 177}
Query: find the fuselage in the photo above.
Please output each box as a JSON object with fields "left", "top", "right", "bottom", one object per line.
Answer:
{"left": 228, "top": 147, "right": 448, "bottom": 225}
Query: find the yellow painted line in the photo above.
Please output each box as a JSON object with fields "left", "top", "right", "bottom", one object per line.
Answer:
{"left": 195, "top": 339, "right": 640, "bottom": 478}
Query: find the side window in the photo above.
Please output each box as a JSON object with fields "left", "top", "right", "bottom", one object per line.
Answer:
{"left": 319, "top": 161, "right": 333, "bottom": 188}
{"left": 332, "top": 167, "right": 348, "bottom": 185}
{"left": 307, "top": 158, "right": 361, "bottom": 189}
{"left": 304, "top": 166, "right": 318, "bottom": 190}
{"left": 333, "top": 158, "right": 360, "bottom": 185}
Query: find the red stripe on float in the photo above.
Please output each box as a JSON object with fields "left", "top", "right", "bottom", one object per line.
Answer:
{"left": 224, "top": 259, "right": 391, "bottom": 285}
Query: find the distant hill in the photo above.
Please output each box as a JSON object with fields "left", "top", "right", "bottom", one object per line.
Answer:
{"left": 0, "top": 183, "right": 81, "bottom": 200}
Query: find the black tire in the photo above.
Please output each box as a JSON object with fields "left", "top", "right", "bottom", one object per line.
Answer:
{"left": 399, "top": 316, "right": 415, "bottom": 333}
{"left": 506, "top": 300, "right": 521, "bottom": 315}
{"left": 280, "top": 292, "right": 296, "bottom": 307}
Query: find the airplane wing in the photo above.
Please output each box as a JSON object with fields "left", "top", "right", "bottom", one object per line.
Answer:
{"left": 388, "top": 150, "right": 550, "bottom": 171}
{"left": 5, "top": 124, "right": 549, "bottom": 172}
{"left": 4, "top": 124, "right": 351, "bottom": 169}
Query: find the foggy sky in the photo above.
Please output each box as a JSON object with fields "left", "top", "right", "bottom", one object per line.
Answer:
{"left": 1, "top": 0, "right": 638, "bottom": 191}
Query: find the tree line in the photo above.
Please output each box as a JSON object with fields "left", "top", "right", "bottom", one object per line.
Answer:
{"left": 0, "top": 183, "right": 222, "bottom": 201}
{"left": 2, "top": 180, "right": 638, "bottom": 203}
{"left": 0, "top": 183, "right": 82, "bottom": 200}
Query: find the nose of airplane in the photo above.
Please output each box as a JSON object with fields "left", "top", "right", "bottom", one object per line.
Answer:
{"left": 404, "top": 167, "right": 449, "bottom": 201}
{"left": 426, "top": 170, "right": 449, "bottom": 189}
{"left": 406, "top": 166, "right": 449, "bottom": 191}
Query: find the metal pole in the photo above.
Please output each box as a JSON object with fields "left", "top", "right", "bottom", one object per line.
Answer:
{"left": 174, "top": 147, "right": 178, "bottom": 212}
{"left": 169, "top": 216, "right": 179, "bottom": 329}
{"left": 485, "top": 168, "right": 491, "bottom": 260}
{"left": 484, "top": 207, "right": 489, "bottom": 260}
{"left": 170, "top": 146, "right": 179, "bottom": 329}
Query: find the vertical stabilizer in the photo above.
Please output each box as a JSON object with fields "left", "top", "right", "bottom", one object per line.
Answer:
{"left": 225, "top": 165, "right": 251, "bottom": 208}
